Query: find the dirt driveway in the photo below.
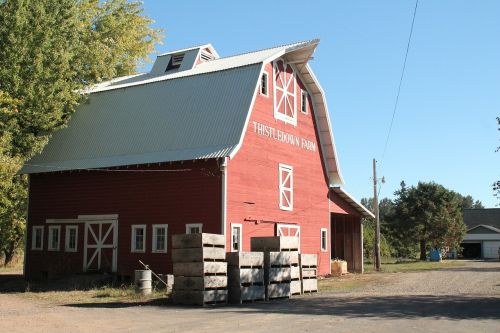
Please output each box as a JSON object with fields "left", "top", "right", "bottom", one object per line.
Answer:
{"left": 1, "top": 260, "right": 499, "bottom": 333}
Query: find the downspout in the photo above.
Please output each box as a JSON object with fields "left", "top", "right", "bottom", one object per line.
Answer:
{"left": 220, "top": 157, "right": 228, "bottom": 251}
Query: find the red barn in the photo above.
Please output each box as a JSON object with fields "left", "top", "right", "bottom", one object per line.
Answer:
{"left": 22, "top": 40, "right": 373, "bottom": 280}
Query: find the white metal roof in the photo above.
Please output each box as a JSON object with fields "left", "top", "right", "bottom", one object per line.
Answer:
{"left": 21, "top": 40, "right": 345, "bottom": 185}
{"left": 331, "top": 187, "right": 375, "bottom": 219}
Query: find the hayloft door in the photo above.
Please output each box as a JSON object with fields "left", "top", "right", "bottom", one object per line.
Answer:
{"left": 83, "top": 220, "right": 118, "bottom": 273}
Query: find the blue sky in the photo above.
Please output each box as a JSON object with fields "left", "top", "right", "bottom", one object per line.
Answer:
{"left": 141, "top": 0, "right": 500, "bottom": 207}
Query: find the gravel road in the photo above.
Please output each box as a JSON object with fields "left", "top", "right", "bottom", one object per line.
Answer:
{"left": 1, "top": 260, "right": 499, "bottom": 333}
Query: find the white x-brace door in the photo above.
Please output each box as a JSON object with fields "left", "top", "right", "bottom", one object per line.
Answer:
{"left": 276, "top": 223, "right": 301, "bottom": 252}
{"left": 83, "top": 220, "right": 118, "bottom": 273}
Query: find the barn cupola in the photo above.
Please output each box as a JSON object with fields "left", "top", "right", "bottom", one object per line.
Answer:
{"left": 149, "top": 44, "right": 219, "bottom": 77}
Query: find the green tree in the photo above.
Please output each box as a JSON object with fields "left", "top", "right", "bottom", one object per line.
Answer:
{"left": 360, "top": 197, "right": 395, "bottom": 259}
{"left": 390, "top": 182, "right": 466, "bottom": 260}
{"left": 0, "top": 0, "right": 162, "bottom": 265}
{"left": 459, "top": 194, "right": 484, "bottom": 210}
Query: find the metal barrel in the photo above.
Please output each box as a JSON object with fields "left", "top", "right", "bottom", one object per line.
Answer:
{"left": 135, "top": 270, "right": 152, "bottom": 295}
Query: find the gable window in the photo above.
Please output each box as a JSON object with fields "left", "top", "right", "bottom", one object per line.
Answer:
{"left": 273, "top": 59, "right": 297, "bottom": 126}
{"left": 301, "top": 90, "right": 308, "bottom": 114}
{"left": 260, "top": 71, "right": 269, "bottom": 96}
{"left": 48, "top": 225, "right": 61, "bottom": 251}
{"left": 32, "top": 226, "right": 44, "bottom": 251}
{"left": 186, "top": 223, "right": 203, "bottom": 234}
{"left": 231, "top": 224, "right": 242, "bottom": 252}
{"left": 65, "top": 225, "right": 78, "bottom": 252}
{"left": 320, "top": 228, "right": 328, "bottom": 252}
{"left": 131, "top": 225, "right": 146, "bottom": 253}
{"left": 152, "top": 224, "right": 168, "bottom": 253}
{"left": 279, "top": 163, "right": 293, "bottom": 211}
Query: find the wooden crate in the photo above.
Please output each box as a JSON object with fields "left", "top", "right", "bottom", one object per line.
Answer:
{"left": 227, "top": 252, "right": 264, "bottom": 268}
{"left": 173, "top": 262, "right": 227, "bottom": 277}
{"left": 266, "top": 283, "right": 290, "bottom": 300}
{"left": 302, "top": 278, "right": 318, "bottom": 293}
{"left": 267, "top": 267, "right": 291, "bottom": 283}
{"left": 290, "top": 280, "right": 302, "bottom": 295}
{"left": 228, "top": 268, "right": 264, "bottom": 286}
{"left": 172, "top": 233, "right": 225, "bottom": 249}
{"left": 172, "top": 289, "right": 227, "bottom": 305}
{"left": 291, "top": 265, "right": 301, "bottom": 280}
{"left": 229, "top": 285, "right": 265, "bottom": 304}
{"left": 264, "top": 251, "right": 291, "bottom": 267}
{"left": 173, "top": 276, "right": 227, "bottom": 291}
{"left": 251, "top": 236, "right": 299, "bottom": 252}
{"left": 301, "top": 267, "right": 317, "bottom": 279}
{"left": 300, "top": 254, "right": 318, "bottom": 268}
{"left": 172, "top": 247, "right": 226, "bottom": 263}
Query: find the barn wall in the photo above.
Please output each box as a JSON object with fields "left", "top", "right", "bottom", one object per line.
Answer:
{"left": 226, "top": 61, "right": 332, "bottom": 275}
{"left": 331, "top": 213, "right": 363, "bottom": 272}
{"left": 25, "top": 160, "right": 222, "bottom": 279}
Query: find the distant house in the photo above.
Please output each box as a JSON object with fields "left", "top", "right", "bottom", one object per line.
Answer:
{"left": 461, "top": 208, "right": 500, "bottom": 259}
{"left": 21, "top": 40, "right": 373, "bottom": 280}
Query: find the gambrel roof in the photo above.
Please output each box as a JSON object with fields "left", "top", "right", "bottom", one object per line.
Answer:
{"left": 21, "top": 40, "right": 344, "bottom": 185}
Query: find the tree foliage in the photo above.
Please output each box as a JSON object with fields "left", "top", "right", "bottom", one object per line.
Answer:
{"left": 0, "top": 0, "right": 162, "bottom": 265}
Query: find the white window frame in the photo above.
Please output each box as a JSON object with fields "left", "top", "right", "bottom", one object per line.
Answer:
{"left": 279, "top": 163, "right": 294, "bottom": 211}
{"left": 31, "top": 226, "right": 44, "bottom": 251}
{"left": 131, "top": 224, "right": 146, "bottom": 253}
{"left": 152, "top": 224, "right": 168, "bottom": 253}
{"left": 301, "top": 89, "right": 308, "bottom": 114}
{"left": 65, "top": 225, "right": 78, "bottom": 252}
{"left": 231, "top": 223, "right": 243, "bottom": 252}
{"left": 320, "top": 228, "right": 328, "bottom": 252}
{"left": 186, "top": 223, "right": 203, "bottom": 234}
{"left": 260, "top": 71, "right": 269, "bottom": 97}
{"left": 273, "top": 59, "right": 297, "bottom": 126}
{"left": 48, "top": 225, "right": 61, "bottom": 251}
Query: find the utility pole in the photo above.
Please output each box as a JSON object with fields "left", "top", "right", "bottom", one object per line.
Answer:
{"left": 373, "top": 158, "right": 381, "bottom": 271}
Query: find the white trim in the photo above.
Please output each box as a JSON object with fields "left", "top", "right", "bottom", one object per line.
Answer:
{"left": 259, "top": 71, "right": 269, "bottom": 97}
{"left": 467, "top": 224, "right": 500, "bottom": 234}
{"left": 273, "top": 59, "right": 297, "bottom": 126}
{"left": 300, "top": 89, "right": 308, "bottom": 114}
{"left": 31, "top": 226, "right": 44, "bottom": 251}
{"left": 131, "top": 224, "right": 146, "bottom": 253}
{"left": 152, "top": 224, "right": 168, "bottom": 253}
{"left": 230, "top": 223, "right": 243, "bottom": 252}
{"left": 279, "top": 163, "right": 293, "bottom": 211}
{"left": 186, "top": 223, "right": 203, "bottom": 234}
{"left": 78, "top": 214, "right": 119, "bottom": 220}
{"left": 220, "top": 157, "right": 228, "bottom": 251}
{"left": 83, "top": 220, "right": 118, "bottom": 272}
{"left": 320, "top": 228, "right": 328, "bottom": 252}
{"left": 47, "top": 225, "right": 61, "bottom": 251}
{"left": 65, "top": 225, "right": 78, "bottom": 252}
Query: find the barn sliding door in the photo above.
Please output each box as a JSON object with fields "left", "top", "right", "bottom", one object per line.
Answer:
{"left": 83, "top": 220, "right": 118, "bottom": 273}
{"left": 276, "top": 223, "right": 301, "bottom": 252}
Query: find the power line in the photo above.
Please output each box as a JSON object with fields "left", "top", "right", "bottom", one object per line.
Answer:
{"left": 380, "top": 0, "right": 419, "bottom": 163}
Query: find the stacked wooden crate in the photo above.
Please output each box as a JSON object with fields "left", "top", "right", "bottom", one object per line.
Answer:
{"left": 227, "top": 252, "right": 265, "bottom": 303}
{"left": 171, "top": 233, "right": 228, "bottom": 305}
{"left": 300, "top": 253, "right": 318, "bottom": 293}
{"left": 251, "top": 236, "right": 299, "bottom": 300}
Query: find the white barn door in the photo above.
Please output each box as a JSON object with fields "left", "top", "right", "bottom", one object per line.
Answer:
{"left": 83, "top": 220, "right": 118, "bottom": 273}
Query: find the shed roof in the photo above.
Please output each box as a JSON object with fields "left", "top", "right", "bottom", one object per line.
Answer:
{"left": 331, "top": 187, "right": 375, "bottom": 219}
{"left": 463, "top": 208, "right": 500, "bottom": 230}
{"left": 21, "top": 40, "right": 343, "bottom": 185}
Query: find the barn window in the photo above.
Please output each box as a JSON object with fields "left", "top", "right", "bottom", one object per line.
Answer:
{"left": 321, "top": 228, "right": 328, "bottom": 252}
{"left": 260, "top": 71, "right": 269, "bottom": 97}
{"left": 186, "top": 223, "right": 203, "bottom": 234}
{"left": 301, "top": 90, "right": 308, "bottom": 114}
{"left": 231, "top": 224, "right": 242, "bottom": 252}
{"left": 273, "top": 59, "right": 297, "bottom": 126}
{"left": 32, "top": 226, "right": 44, "bottom": 251}
{"left": 152, "top": 224, "right": 168, "bottom": 253}
{"left": 131, "top": 225, "right": 146, "bottom": 253}
{"left": 279, "top": 163, "right": 293, "bottom": 211}
{"left": 48, "top": 225, "right": 61, "bottom": 251}
{"left": 65, "top": 225, "right": 78, "bottom": 252}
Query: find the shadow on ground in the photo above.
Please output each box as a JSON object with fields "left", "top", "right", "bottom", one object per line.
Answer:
{"left": 62, "top": 294, "right": 500, "bottom": 320}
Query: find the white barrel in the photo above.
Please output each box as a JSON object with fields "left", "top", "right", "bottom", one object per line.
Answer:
{"left": 135, "top": 270, "right": 152, "bottom": 295}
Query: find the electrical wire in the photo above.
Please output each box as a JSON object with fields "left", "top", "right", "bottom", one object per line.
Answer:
{"left": 380, "top": 0, "right": 419, "bottom": 164}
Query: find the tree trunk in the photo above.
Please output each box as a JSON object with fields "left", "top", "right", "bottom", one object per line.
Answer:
{"left": 419, "top": 240, "right": 427, "bottom": 261}
{"left": 3, "top": 242, "right": 16, "bottom": 266}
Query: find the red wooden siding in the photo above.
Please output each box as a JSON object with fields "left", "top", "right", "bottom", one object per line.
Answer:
{"left": 25, "top": 160, "right": 222, "bottom": 279}
{"left": 226, "top": 61, "right": 332, "bottom": 275}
